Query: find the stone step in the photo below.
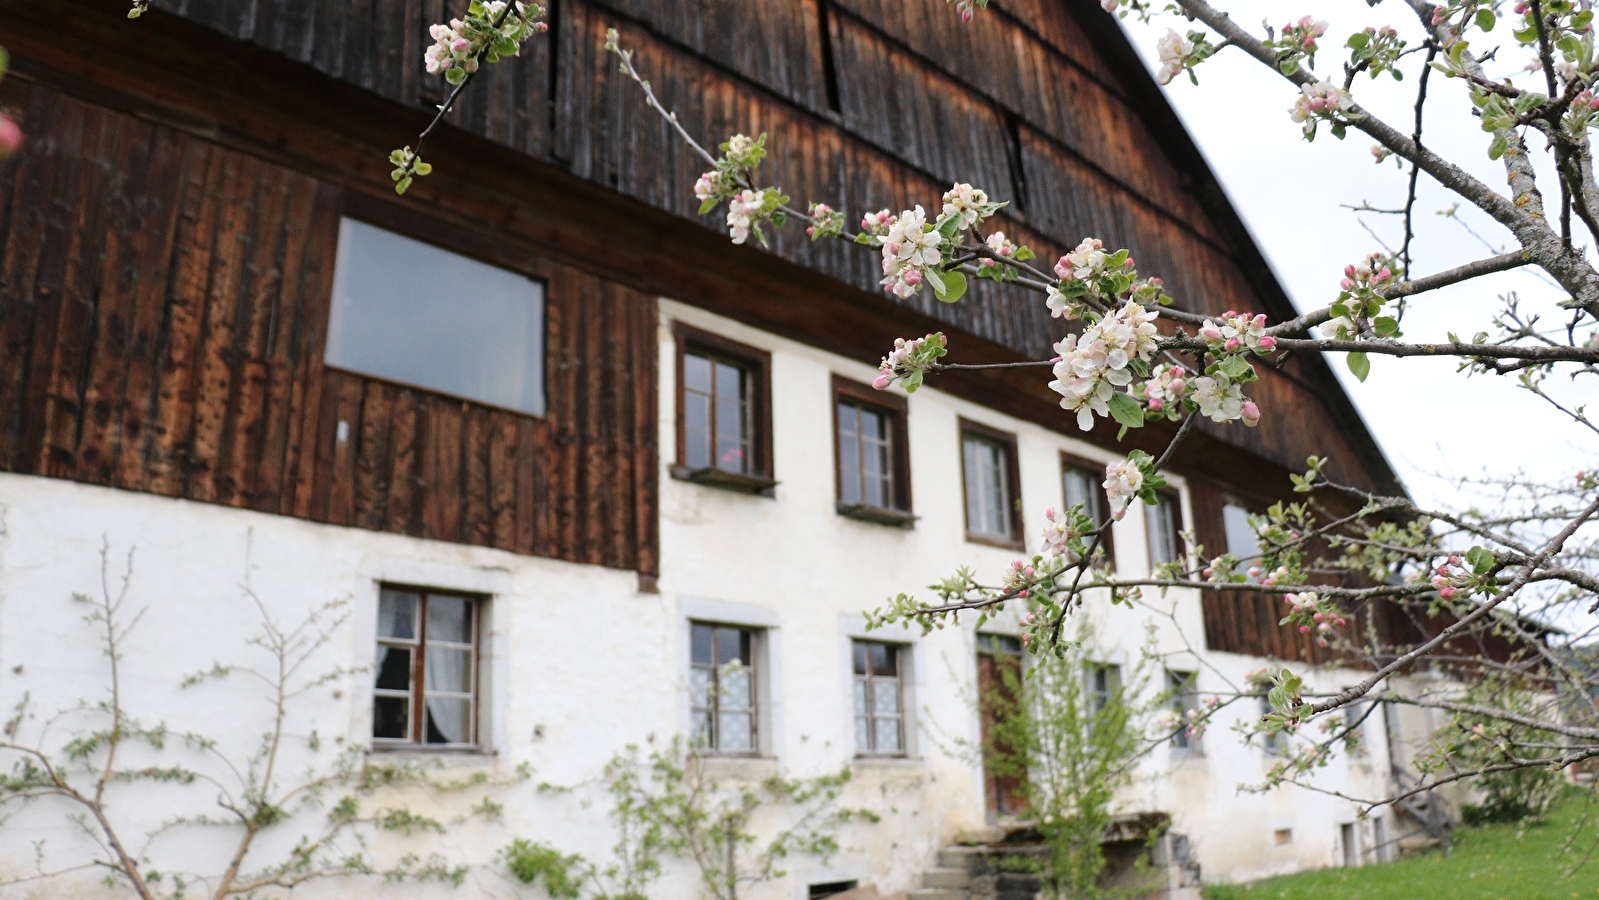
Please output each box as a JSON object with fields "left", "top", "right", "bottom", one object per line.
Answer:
{"left": 921, "top": 868, "right": 971, "bottom": 889}
{"left": 908, "top": 889, "right": 965, "bottom": 900}
{"left": 937, "top": 847, "right": 979, "bottom": 871}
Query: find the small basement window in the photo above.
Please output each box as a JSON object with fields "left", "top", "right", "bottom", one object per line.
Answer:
{"left": 809, "top": 881, "right": 858, "bottom": 900}
{"left": 326, "top": 217, "right": 546, "bottom": 415}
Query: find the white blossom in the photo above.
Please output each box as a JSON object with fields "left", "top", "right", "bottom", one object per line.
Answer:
{"left": 941, "top": 183, "right": 990, "bottom": 231}
{"left": 880, "top": 205, "right": 945, "bottom": 298}
{"left": 1103, "top": 457, "right": 1144, "bottom": 521}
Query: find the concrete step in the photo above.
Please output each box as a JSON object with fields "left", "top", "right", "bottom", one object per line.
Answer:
{"left": 921, "top": 868, "right": 971, "bottom": 889}
{"left": 908, "top": 889, "right": 965, "bottom": 900}
{"left": 936, "top": 847, "right": 979, "bottom": 871}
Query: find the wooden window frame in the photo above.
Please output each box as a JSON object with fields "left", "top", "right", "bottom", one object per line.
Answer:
{"left": 1060, "top": 452, "right": 1115, "bottom": 570}
{"left": 852, "top": 640, "right": 908, "bottom": 757}
{"left": 672, "top": 322, "right": 776, "bottom": 496}
{"left": 1145, "top": 488, "right": 1185, "bottom": 570}
{"left": 372, "top": 585, "right": 482, "bottom": 751}
{"left": 959, "top": 418, "right": 1024, "bottom": 550}
{"left": 1086, "top": 662, "right": 1122, "bottom": 720}
{"left": 689, "top": 622, "right": 762, "bottom": 756}
{"left": 832, "top": 375, "right": 914, "bottom": 527}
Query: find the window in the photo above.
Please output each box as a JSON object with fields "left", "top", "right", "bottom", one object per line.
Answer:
{"left": 1086, "top": 663, "right": 1122, "bottom": 719}
{"left": 1145, "top": 490, "right": 1183, "bottom": 568}
{"left": 1062, "top": 455, "right": 1114, "bottom": 567}
{"left": 373, "top": 587, "right": 479, "bottom": 748}
{"left": 1166, "top": 669, "right": 1200, "bottom": 752}
{"left": 690, "top": 623, "right": 758, "bottom": 753}
{"left": 960, "top": 420, "right": 1022, "bottom": 547}
{"left": 1223, "top": 502, "right": 1262, "bottom": 580}
{"left": 1260, "top": 695, "right": 1284, "bottom": 756}
{"left": 327, "top": 218, "right": 546, "bottom": 415}
{"left": 809, "top": 881, "right": 858, "bottom": 900}
{"left": 1342, "top": 694, "right": 1371, "bottom": 757}
{"left": 834, "top": 376, "right": 912, "bottom": 524}
{"left": 853, "top": 640, "right": 906, "bottom": 756}
{"left": 674, "top": 324, "right": 773, "bottom": 492}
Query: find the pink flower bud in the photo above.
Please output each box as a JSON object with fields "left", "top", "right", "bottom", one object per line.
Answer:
{"left": 1258, "top": 335, "right": 1277, "bottom": 351}
{"left": 1224, "top": 338, "right": 1241, "bottom": 352}
{"left": 1378, "top": 267, "right": 1392, "bottom": 281}
{"left": 1340, "top": 278, "right": 1354, "bottom": 290}
{"left": 1241, "top": 400, "right": 1261, "bottom": 427}
{"left": 1202, "top": 567, "right": 1214, "bottom": 578}
{"left": 1439, "top": 586, "right": 1456, "bottom": 599}
{"left": 1248, "top": 566, "right": 1262, "bottom": 578}
{"left": 1448, "top": 555, "right": 1462, "bottom": 566}
{"left": 1437, "top": 564, "right": 1450, "bottom": 576}
{"left": 806, "top": 227, "right": 815, "bottom": 236}
{"left": 1252, "top": 314, "right": 1267, "bottom": 328}
{"left": 1169, "top": 378, "right": 1186, "bottom": 393}
{"left": 1344, "top": 264, "right": 1357, "bottom": 277}
{"left": 1300, "top": 625, "right": 1311, "bottom": 633}
{"left": 1148, "top": 398, "right": 1163, "bottom": 411}
{"left": 0, "top": 114, "right": 20, "bottom": 160}
{"left": 1335, "top": 617, "right": 1347, "bottom": 627}
{"left": 1200, "top": 324, "right": 1223, "bottom": 342}
{"left": 886, "top": 241, "right": 901, "bottom": 255}
{"left": 872, "top": 372, "right": 892, "bottom": 390}
{"left": 1224, "top": 309, "right": 1238, "bottom": 318}
{"left": 1313, "top": 612, "right": 1325, "bottom": 622}
{"left": 1261, "top": 578, "right": 1274, "bottom": 586}
{"left": 903, "top": 269, "right": 922, "bottom": 286}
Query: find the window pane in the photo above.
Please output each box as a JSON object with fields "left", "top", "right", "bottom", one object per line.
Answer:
{"left": 1223, "top": 503, "right": 1261, "bottom": 578}
{"left": 690, "top": 667, "right": 714, "bottom": 709}
{"left": 378, "top": 590, "right": 419, "bottom": 640}
{"left": 855, "top": 717, "right": 871, "bottom": 752}
{"left": 1148, "top": 496, "right": 1179, "bottom": 565}
{"left": 869, "top": 642, "right": 896, "bottom": 677}
{"left": 692, "top": 709, "right": 714, "bottom": 747}
{"left": 984, "top": 446, "right": 1009, "bottom": 535}
{"left": 852, "top": 641, "right": 868, "bottom": 676}
{"left": 684, "top": 353, "right": 713, "bottom": 394}
{"left": 424, "top": 695, "right": 471, "bottom": 744}
{"left": 327, "top": 218, "right": 545, "bottom": 415}
{"left": 1064, "top": 467, "right": 1104, "bottom": 522}
{"left": 714, "top": 362, "right": 747, "bottom": 473}
{"left": 720, "top": 665, "right": 753, "bottom": 709}
{"left": 373, "top": 695, "right": 410, "bottom": 740}
{"left": 684, "top": 394, "right": 711, "bottom": 469}
{"left": 853, "top": 680, "right": 868, "bottom": 715}
{"left": 375, "top": 646, "right": 412, "bottom": 691}
{"left": 426, "top": 647, "right": 473, "bottom": 694}
{"left": 718, "top": 711, "right": 754, "bottom": 751}
{"left": 838, "top": 403, "right": 861, "bottom": 505}
{"left": 963, "top": 438, "right": 984, "bottom": 532}
{"left": 874, "top": 717, "right": 902, "bottom": 753}
{"left": 691, "top": 624, "right": 714, "bottom": 666}
{"left": 873, "top": 680, "right": 901, "bottom": 715}
{"left": 427, "top": 595, "right": 471, "bottom": 644}
{"left": 718, "top": 627, "right": 751, "bottom": 667}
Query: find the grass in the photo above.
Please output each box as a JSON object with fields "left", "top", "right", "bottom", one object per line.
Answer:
{"left": 1203, "top": 793, "right": 1599, "bottom": 900}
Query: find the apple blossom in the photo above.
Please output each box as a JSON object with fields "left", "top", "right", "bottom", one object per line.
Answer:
{"left": 1189, "top": 372, "right": 1248, "bottom": 424}
{"left": 1103, "top": 457, "right": 1144, "bottom": 521}
{"left": 941, "top": 182, "right": 993, "bottom": 231}
{"left": 874, "top": 333, "right": 947, "bottom": 393}
{"left": 1047, "top": 300, "right": 1160, "bottom": 430}
{"left": 423, "top": 2, "right": 547, "bottom": 86}
{"left": 806, "top": 202, "right": 846, "bottom": 241}
{"left": 879, "top": 205, "right": 946, "bottom": 298}
{"left": 1289, "top": 81, "right": 1348, "bottom": 138}
{"left": 1155, "top": 30, "right": 1194, "bottom": 86}
{"left": 1040, "top": 506, "right": 1082, "bottom": 561}
{"left": 1138, "top": 362, "right": 1190, "bottom": 419}
{"left": 1197, "top": 311, "right": 1275, "bottom": 354}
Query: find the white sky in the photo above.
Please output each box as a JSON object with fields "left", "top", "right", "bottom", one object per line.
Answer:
{"left": 1117, "top": 2, "right": 1594, "bottom": 509}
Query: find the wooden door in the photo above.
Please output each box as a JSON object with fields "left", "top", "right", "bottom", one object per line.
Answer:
{"left": 976, "top": 635, "right": 1029, "bottom": 821}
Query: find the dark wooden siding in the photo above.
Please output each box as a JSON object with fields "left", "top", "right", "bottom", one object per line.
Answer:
{"left": 0, "top": 81, "right": 658, "bottom": 574}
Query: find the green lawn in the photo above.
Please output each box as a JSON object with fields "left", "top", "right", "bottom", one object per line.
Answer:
{"left": 1203, "top": 795, "right": 1599, "bottom": 900}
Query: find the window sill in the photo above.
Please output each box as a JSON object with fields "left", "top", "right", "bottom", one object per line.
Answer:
{"left": 965, "top": 532, "right": 1025, "bottom": 552}
{"left": 689, "top": 754, "right": 779, "bottom": 781}
{"left": 368, "top": 745, "right": 496, "bottom": 762}
{"left": 851, "top": 754, "right": 920, "bottom": 768}
{"left": 670, "top": 465, "right": 778, "bottom": 497}
{"left": 836, "top": 503, "right": 917, "bottom": 529}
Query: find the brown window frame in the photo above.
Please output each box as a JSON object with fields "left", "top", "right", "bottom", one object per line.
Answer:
{"left": 959, "top": 418, "right": 1024, "bottom": 550}
{"left": 852, "top": 640, "right": 908, "bottom": 757}
{"left": 672, "top": 323, "right": 776, "bottom": 496}
{"left": 1061, "top": 452, "right": 1115, "bottom": 570}
{"left": 832, "top": 375, "right": 914, "bottom": 527}
{"left": 1145, "top": 488, "right": 1185, "bottom": 570}
{"left": 1165, "top": 668, "right": 1201, "bottom": 754}
{"left": 689, "top": 622, "right": 762, "bottom": 756}
{"left": 372, "top": 585, "right": 482, "bottom": 751}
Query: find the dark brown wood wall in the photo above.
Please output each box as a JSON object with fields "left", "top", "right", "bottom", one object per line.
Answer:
{"left": 0, "top": 81, "right": 659, "bottom": 574}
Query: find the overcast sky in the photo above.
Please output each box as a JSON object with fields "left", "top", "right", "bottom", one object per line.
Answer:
{"left": 1115, "top": 2, "right": 1591, "bottom": 509}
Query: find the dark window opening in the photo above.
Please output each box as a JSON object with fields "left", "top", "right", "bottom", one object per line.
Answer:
{"left": 816, "top": 0, "right": 843, "bottom": 114}
{"left": 373, "top": 586, "right": 480, "bottom": 748}
{"left": 1146, "top": 490, "right": 1183, "bottom": 568}
{"left": 810, "top": 881, "right": 858, "bottom": 900}
{"left": 1004, "top": 112, "right": 1029, "bottom": 215}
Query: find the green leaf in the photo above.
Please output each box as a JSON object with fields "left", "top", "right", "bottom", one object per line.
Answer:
{"left": 936, "top": 269, "right": 968, "bottom": 304}
{"left": 1466, "top": 545, "right": 1495, "bottom": 575}
{"left": 923, "top": 266, "right": 947, "bottom": 297}
{"left": 1373, "top": 316, "right": 1399, "bottom": 337}
{"left": 698, "top": 198, "right": 719, "bottom": 215}
{"left": 1107, "top": 393, "right": 1145, "bottom": 430}
{"left": 1487, "top": 133, "right": 1508, "bottom": 161}
{"left": 1218, "top": 354, "right": 1254, "bottom": 381}
{"left": 395, "top": 176, "right": 413, "bottom": 196}
{"left": 1346, "top": 32, "right": 1369, "bottom": 50}
{"left": 936, "top": 215, "right": 961, "bottom": 240}
{"left": 1475, "top": 8, "right": 1496, "bottom": 32}
{"left": 1346, "top": 351, "right": 1371, "bottom": 382}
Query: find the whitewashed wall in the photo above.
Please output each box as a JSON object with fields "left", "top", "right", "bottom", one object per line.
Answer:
{"left": 0, "top": 298, "right": 1397, "bottom": 898}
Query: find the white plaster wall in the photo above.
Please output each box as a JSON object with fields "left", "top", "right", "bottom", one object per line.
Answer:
{"left": 0, "top": 297, "right": 1403, "bottom": 898}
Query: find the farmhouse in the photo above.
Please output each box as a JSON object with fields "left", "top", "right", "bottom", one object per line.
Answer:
{"left": 0, "top": 0, "right": 1442, "bottom": 895}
